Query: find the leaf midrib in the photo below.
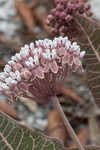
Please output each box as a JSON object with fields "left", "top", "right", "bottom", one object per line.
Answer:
{"left": 75, "top": 16, "right": 100, "bottom": 64}
{"left": 0, "top": 131, "right": 13, "bottom": 150}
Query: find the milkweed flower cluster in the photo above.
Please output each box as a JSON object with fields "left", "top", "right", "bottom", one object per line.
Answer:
{"left": 47, "top": 0, "right": 92, "bottom": 34}
{"left": 0, "top": 37, "right": 85, "bottom": 103}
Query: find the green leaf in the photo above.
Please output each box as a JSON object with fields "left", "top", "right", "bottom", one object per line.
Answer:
{"left": 0, "top": 111, "right": 65, "bottom": 150}
{"left": 70, "top": 145, "right": 100, "bottom": 150}
{"left": 69, "top": 15, "right": 100, "bottom": 108}
{"left": 0, "top": 111, "right": 100, "bottom": 150}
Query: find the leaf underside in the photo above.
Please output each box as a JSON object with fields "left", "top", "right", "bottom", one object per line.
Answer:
{"left": 0, "top": 111, "right": 100, "bottom": 150}
{"left": 69, "top": 15, "right": 100, "bottom": 107}
{"left": 0, "top": 111, "right": 65, "bottom": 150}
{"left": 72, "top": 145, "right": 100, "bottom": 150}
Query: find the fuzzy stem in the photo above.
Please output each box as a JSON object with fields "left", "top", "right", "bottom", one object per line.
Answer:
{"left": 51, "top": 96, "right": 85, "bottom": 150}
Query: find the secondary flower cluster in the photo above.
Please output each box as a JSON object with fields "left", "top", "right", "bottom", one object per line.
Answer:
{"left": 0, "top": 37, "right": 85, "bottom": 103}
{"left": 47, "top": 0, "right": 92, "bottom": 34}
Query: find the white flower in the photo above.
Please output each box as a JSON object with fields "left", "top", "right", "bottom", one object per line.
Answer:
{"left": 53, "top": 40, "right": 57, "bottom": 48}
{"left": 80, "top": 51, "right": 86, "bottom": 58}
{"left": 51, "top": 49, "right": 56, "bottom": 59}
{"left": 0, "top": 82, "right": 9, "bottom": 90}
{"left": 71, "top": 42, "right": 80, "bottom": 52}
{"left": 0, "top": 73, "right": 7, "bottom": 80}
{"left": 15, "top": 53, "right": 21, "bottom": 60}
{"left": 11, "top": 80, "right": 17, "bottom": 84}
{"left": 65, "top": 40, "right": 71, "bottom": 49}
{"left": 33, "top": 55, "right": 39, "bottom": 65}
{"left": 43, "top": 49, "right": 51, "bottom": 60}
{"left": 11, "top": 56, "right": 17, "bottom": 61}
{"left": 29, "top": 57, "right": 34, "bottom": 63}
{"left": 10, "top": 72, "right": 16, "bottom": 80}
{"left": 5, "top": 77, "right": 18, "bottom": 85}
{"left": 4, "top": 65, "right": 11, "bottom": 73}
{"left": 20, "top": 47, "right": 29, "bottom": 57}
{"left": 8, "top": 60, "right": 15, "bottom": 65}
{"left": 35, "top": 40, "right": 43, "bottom": 46}
{"left": 15, "top": 71, "right": 21, "bottom": 81}
{"left": 24, "top": 44, "right": 29, "bottom": 50}
{"left": 30, "top": 42, "right": 34, "bottom": 49}
{"left": 25, "top": 61, "right": 34, "bottom": 67}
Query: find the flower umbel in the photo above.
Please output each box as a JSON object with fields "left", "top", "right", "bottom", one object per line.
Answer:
{"left": 0, "top": 37, "right": 85, "bottom": 103}
{"left": 47, "top": 0, "right": 92, "bottom": 34}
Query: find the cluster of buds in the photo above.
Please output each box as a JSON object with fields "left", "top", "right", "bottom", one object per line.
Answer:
{"left": 0, "top": 37, "right": 85, "bottom": 103}
{"left": 47, "top": 0, "right": 92, "bottom": 34}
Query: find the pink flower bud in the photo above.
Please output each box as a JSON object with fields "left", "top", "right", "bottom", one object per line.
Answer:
{"left": 65, "top": 15, "right": 72, "bottom": 22}
{"left": 21, "top": 68, "right": 32, "bottom": 80}
{"left": 47, "top": 0, "right": 92, "bottom": 35}
{"left": 13, "top": 63, "right": 23, "bottom": 72}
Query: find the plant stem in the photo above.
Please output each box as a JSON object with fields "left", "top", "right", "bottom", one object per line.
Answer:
{"left": 51, "top": 96, "right": 85, "bottom": 150}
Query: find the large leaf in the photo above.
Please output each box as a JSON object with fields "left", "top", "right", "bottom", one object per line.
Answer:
{"left": 68, "top": 15, "right": 100, "bottom": 107}
{"left": 0, "top": 111, "right": 100, "bottom": 150}
{"left": 71, "top": 145, "right": 100, "bottom": 150}
{"left": 0, "top": 111, "right": 65, "bottom": 150}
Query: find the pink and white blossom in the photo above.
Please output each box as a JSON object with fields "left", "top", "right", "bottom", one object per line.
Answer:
{"left": 0, "top": 37, "right": 85, "bottom": 103}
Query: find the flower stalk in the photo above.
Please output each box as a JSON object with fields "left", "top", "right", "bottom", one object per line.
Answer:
{"left": 52, "top": 95, "right": 85, "bottom": 150}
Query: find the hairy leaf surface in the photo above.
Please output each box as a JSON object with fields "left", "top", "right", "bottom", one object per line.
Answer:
{"left": 69, "top": 15, "right": 100, "bottom": 107}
